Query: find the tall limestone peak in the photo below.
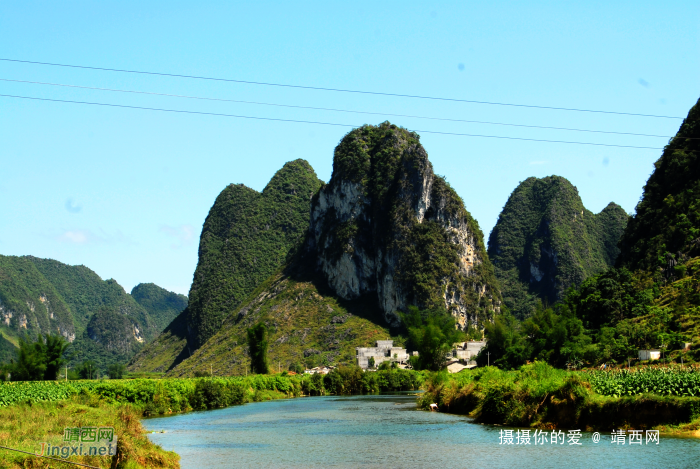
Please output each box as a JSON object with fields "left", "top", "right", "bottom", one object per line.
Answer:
{"left": 488, "top": 175, "right": 628, "bottom": 318}
{"left": 307, "top": 122, "right": 500, "bottom": 329}
{"left": 617, "top": 97, "right": 700, "bottom": 272}
{"left": 186, "top": 159, "right": 323, "bottom": 349}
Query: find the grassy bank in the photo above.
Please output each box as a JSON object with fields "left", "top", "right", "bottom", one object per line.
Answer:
{"left": 0, "top": 394, "right": 179, "bottom": 469}
{"left": 0, "top": 367, "right": 424, "bottom": 468}
{"left": 418, "top": 362, "right": 700, "bottom": 435}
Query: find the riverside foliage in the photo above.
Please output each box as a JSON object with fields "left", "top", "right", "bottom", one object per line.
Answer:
{"left": 419, "top": 362, "right": 700, "bottom": 431}
{"left": 0, "top": 367, "right": 425, "bottom": 413}
{"left": 584, "top": 366, "right": 700, "bottom": 397}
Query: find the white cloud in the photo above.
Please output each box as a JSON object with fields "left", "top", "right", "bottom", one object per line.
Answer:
{"left": 159, "top": 224, "right": 196, "bottom": 249}
{"left": 57, "top": 229, "right": 94, "bottom": 244}
{"left": 55, "top": 228, "right": 134, "bottom": 245}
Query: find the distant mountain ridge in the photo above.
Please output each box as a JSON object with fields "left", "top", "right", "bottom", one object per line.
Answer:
{"left": 488, "top": 176, "right": 628, "bottom": 318}
{"left": 138, "top": 123, "right": 503, "bottom": 376}
{"left": 0, "top": 255, "right": 186, "bottom": 368}
{"left": 129, "top": 159, "right": 323, "bottom": 372}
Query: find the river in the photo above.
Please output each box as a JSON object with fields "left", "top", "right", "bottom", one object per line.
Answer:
{"left": 144, "top": 394, "right": 699, "bottom": 469}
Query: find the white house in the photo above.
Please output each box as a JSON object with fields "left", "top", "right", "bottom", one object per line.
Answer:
{"left": 356, "top": 340, "right": 409, "bottom": 369}
{"left": 638, "top": 350, "right": 661, "bottom": 361}
{"left": 454, "top": 341, "right": 486, "bottom": 363}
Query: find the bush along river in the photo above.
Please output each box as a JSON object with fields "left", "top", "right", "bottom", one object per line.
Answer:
{"left": 144, "top": 394, "right": 700, "bottom": 469}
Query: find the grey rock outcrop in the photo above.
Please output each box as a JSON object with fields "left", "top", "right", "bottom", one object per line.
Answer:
{"left": 307, "top": 122, "right": 500, "bottom": 329}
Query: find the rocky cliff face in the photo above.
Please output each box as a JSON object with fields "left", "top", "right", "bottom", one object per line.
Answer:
{"left": 0, "top": 256, "right": 77, "bottom": 343}
{"left": 488, "top": 176, "right": 628, "bottom": 318}
{"left": 308, "top": 123, "right": 500, "bottom": 329}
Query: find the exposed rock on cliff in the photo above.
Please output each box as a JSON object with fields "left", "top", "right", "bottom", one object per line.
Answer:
{"left": 0, "top": 255, "right": 183, "bottom": 368}
{"left": 488, "top": 176, "right": 628, "bottom": 318}
{"left": 307, "top": 123, "right": 500, "bottom": 329}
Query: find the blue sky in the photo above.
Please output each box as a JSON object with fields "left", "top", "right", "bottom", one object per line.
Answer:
{"left": 1, "top": 1, "right": 698, "bottom": 295}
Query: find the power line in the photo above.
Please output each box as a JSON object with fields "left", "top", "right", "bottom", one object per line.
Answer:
{"left": 0, "top": 93, "right": 664, "bottom": 150}
{"left": 0, "top": 445, "right": 103, "bottom": 469}
{"left": 0, "top": 57, "right": 683, "bottom": 120}
{"left": 0, "top": 78, "right": 674, "bottom": 139}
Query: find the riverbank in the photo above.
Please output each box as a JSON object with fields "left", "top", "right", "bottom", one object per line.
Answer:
{"left": 0, "top": 368, "right": 424, "bottom": 468}
{"left": 2, "top": 364, "right": 699, "bottom": 467}
{"left": 418, "top": 362, "right": 700, "bottom": 436}
{"left": 0, "top": 394, "right": 180, "bottom": 469}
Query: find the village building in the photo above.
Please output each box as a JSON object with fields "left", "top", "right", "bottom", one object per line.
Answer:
{"left": 304, "top": 366, "right": 334, "bottom": 375}
{"left": 356, "top": 340, "right": 409, "bottom": 369}
{"left": 638, "top": 349, "right": 661, "bottom": 361}
{"left": 453, "top": 340, "right": 486, "bottom": 364}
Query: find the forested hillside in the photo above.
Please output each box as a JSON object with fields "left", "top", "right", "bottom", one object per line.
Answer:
{"left": 488, "top": 176, "right": 627, "bottom": 318}
{"left": 131, "top": 283, "right": 187, "bottom": 332}
{"left": 617, "top": 97, "right": 700, "bottom": 272}
{"left": 129, "top": 159, "right": 323, "bottom": 372}
{"left": 0, "top": 255, "right": 186, "bottom": 369}
{"left": 481, "top": 97, "right": 700, "bottom": 368}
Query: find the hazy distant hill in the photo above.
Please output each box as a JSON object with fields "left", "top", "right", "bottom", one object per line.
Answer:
{"left": 0, "top": 255, "right": 186, "bottom": 368}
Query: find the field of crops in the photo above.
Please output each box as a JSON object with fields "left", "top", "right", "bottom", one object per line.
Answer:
{"left": 0, "top": 368, "right": 424, "bottom": 410}
{"left": 584, "top": 366, "right": 700, "bottom": 397}
{"left": 0, "top": 375, "right": 300, "bottom": 408}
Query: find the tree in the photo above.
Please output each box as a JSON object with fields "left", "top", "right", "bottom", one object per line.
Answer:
{"left": 401, "top": 306, "right": 464, "bottom": 371}
{"left": 10, "top": 336, "right": 47, "bottom": 381}
{"left": 42, "top": 334, "right": 69, "bottom": 380}
{"left": 75, "top": 361, "right": 98, "bottom": 379}
{"left": 477, "top": 312, "right": 527, "bottom": 369}
{"left": 107, "top": 363, "right": 126, "bottom": 379}
{"left": 247, "top": 323, "right": 269, "bottom": 374}
{"left": 367, "top": 357, "right": 375, "bottom": 369}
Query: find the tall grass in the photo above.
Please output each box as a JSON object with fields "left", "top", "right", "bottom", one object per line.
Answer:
{"left": 419, "top": 362, "right": 700, "bottom": 431}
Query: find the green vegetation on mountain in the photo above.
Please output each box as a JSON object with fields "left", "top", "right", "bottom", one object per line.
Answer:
{"left": 0, "top": 256, "right": 75, "bottom": 340}
{"left": 488, "top": 176, "right": 628, "bottom": 319}
{"left": 0, "top": 333, "right": 16, "bottom": 364}
{"left": 127, "top": 308, "right": 191, "bottom": 373}
{"left": 130, "top": 283, "right": 187, "bottom": 333}
{"left": 130, "top": 160, "right": 323, "bottom": 373}
{"left": 482, "top": 98, "right": 700, "bottom": 369}
{"left": 187, "top": 159, "right": 323, "bottom": 349}
{"left": 618, "top": 97, "right": 700, "bottom": 272}
{"left": 0, "top": 255, "right": 186, "bottom": 373}
{"left": 166, "top": 269, "right": 398, "bottom": 377}
{"left": 311, "top": 122, "right": 500, "bottom": 329}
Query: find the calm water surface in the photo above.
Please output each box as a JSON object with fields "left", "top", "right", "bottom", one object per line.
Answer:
{"left": 144, "top": 394, "right": 699, "bottom": 469}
